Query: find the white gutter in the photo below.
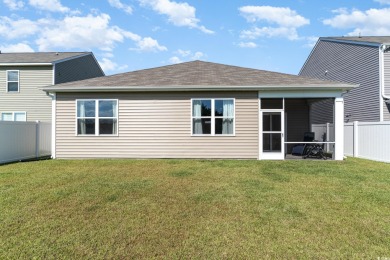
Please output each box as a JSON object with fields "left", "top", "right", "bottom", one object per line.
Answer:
{"left": 45, "top": 92, "right": 56, "bottom": 159}
{"left": 379, "top": 44, "right": 390, "bottom": 121}
{"left": 46, "top": 69, "right": 56, "bottom": 159}
{"left": 0, "top": 63, "right": 52, "bottom": 66}
{"left": 42, "top": 84, "right": 357, "bottom": 93}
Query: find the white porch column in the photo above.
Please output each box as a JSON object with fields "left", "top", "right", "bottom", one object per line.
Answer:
{"left": 334, "top": 96, "right": 344, "bottom": 160}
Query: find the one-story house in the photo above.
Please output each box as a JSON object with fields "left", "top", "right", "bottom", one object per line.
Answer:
{"left": 43, "top": 61, "right": 357, "bottom": 160}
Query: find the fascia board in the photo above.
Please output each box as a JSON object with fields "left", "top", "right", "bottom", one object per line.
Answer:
{"left": 42, "top": 84, "right": 358, "bottom": 93}
{"left": 0, "top": 63, "right": 52, "bottom": 66}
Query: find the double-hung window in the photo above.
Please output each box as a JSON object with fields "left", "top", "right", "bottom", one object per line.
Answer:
{"left": 1, "top": 112, "right": 26, "bottom": 121}
{"left": 76, "top": 99, "right": 118, "bottom": 135}
{"left": 7, "top": 70, "right": 19, "bottom": 92}
{"left": 192, "top": 98, "right": 234, "bottom": 135}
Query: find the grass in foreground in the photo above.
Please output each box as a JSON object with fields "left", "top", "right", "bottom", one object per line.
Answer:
{"left": 0, "top": 158, "right": 389, "bottom": 259}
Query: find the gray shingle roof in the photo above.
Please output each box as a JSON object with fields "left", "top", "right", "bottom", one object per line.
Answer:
{"left": 0, "top": 52, "right": 91, "bottom": 63}
{"left": 50, "top": 60, "right": 352, "bottom": 88}
{"left": 324, "top": 36, "right": 390, "bottom": 45}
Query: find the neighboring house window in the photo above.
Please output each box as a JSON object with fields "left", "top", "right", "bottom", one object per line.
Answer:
{"left": 192, "top": 99, "right": 234, "bottom": 135}
{"left": 1, "top": 112, "right": 26, "bottom": 121}
{"left": 7, "top": 70, "right": 19, "bottom": 92}
{"left": 76, "top": 100, "right": 118, "bottom": 135}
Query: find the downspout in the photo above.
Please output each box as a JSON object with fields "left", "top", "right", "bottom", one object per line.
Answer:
{"left": 48, "top": 63, "right": 56, "bottom": 158}
{"left": 379, "top": 44, "right": 390, "bottom": 121}
{"left": 47, "top": 92, "right": 56, "bottom": 159}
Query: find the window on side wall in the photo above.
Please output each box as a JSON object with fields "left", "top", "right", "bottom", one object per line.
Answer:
{"left": 192, "top": 98, "right": 235, "bottom": 135}
{"left": 7, "top": 70, "right": 19, "bottom": 92}
{"left": 1, "top": 112, "right": 26, "bottom": 121}
{"left": 76, "top": 99, "right": 118, "bottom": 136}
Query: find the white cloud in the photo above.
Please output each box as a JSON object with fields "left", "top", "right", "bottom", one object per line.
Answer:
{"left": 36, "top": 14, "right": 130, "bottom": 51}
{"left": 108, "top": 0, "right": 133, "bottom": 14}
{"left": 0, "top": 16, "right": 40, "bottom": 39}
{"left": 176, "top": 49, "right": 191, "bottom": 57}
{"left": 3, "top": 0, "right": 24, "bottom": 10}
{"left": 191, "top": 51, "right": 204, "bottom": 59}
{"left": 239, "top": 6, "right": 309, "bottom": 27}
{"left": 169, "top": 49, "right": 205, "bottom": 64}
{"left": 139, "top": 0, "right": 214, "bottom": 34}
{"left": 238, "top": 41, "right": 257, "bottom": 48}
{"left": 196, "top": 25, "right": 214, "bottom": 34}
{"left": 0, "top": 13, "right": 166, "bottom": 53}
{"left": 99, "top": 57, "right": 128, "bottom": 72}
{"left": 29, "top": 0, "right": 69, "bottom": 12}
{"left": 175, "top": 49, "right": 204, "bottom": 60}
{"left": 239, "top": 6, "right": 309, "bottom": 40}
{"left": 169, "top": 56, "right": 182, "bottom": 63}
{"left": 303, "top": 36, "right": 318, "bottom": 48}
{"left": 0, "top": 43, "right": 34, "bottom": 52}
{"left": 323, "top": 8, "right": 390, "bottom": 36}
{"left": 134, "top": 37, "right": 167, "bottom": 52}
{"left": 374, "top": 0, "right": 390, "bottom": 4}
{"left": 31, "top": 14, "right": 165, "bottom": 53}
{"left": 101, "top": 52, "right": 114, "bottom": 58}
{"left": 240, "top": 27, "right": 299, "bottom": 41}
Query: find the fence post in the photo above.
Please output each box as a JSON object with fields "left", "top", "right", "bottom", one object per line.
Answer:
{"left": 353, "top": 121, "right": 358, "bottom": 157}
{"left": 326, "top": 123, "right": 330, "bottom": 152}
{"left": 36, "top": 120, "right": 40, "bottom": 158}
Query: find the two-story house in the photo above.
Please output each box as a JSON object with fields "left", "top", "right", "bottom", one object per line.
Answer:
{"left": 0, "top": 52, "right": 104, "bottom": 122}
{"left": 300, "top": 36, "right": 390, "bottom": 123}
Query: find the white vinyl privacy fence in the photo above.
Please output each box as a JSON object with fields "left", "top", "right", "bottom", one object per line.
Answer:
{"left": 0, "top": 121, "right": 51, "bottom": 164}
{"left": 314, "top": 121, "right": 390, "bottom": 163}
{"left": 311, "top": 123, "right": 335, "bottom": 153}
{"left": 344, "top": 121, "right": 390, "bottom": 163}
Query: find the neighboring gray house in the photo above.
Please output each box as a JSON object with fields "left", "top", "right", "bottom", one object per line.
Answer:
{"left": 43, "top": 61, "right": 356, "bottom": 160}
{"left": 300, "top": 36, "right": 390, "bottom": 123}
{"left": 0, "top": 52, "right": 104, "bottom": 122}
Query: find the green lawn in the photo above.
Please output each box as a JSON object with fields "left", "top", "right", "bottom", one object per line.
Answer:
{"left": 1, "top": 158, "right": 389, "bottom": 259}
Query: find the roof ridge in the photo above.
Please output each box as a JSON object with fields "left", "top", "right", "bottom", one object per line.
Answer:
{"left": 106, "top": 60, "right": 300, "bottom": 78}
{"left": 47, "top": 59, "right": 357, "bottom": 89}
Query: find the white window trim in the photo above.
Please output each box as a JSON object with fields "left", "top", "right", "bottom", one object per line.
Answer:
{"left": 75, "top": 99, "right": 119, "bottom": 136}
{"left": 1, "top": 111, "right": 27, "bottom": 121}
{"left": 6, "top": 70, "right": 20, "bottom": 93}
{"left": 191, "top": 98, "right": 235, "bottom": 136}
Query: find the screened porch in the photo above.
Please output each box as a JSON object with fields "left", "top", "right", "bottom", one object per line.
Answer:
{"left": 260, "top": 98, "right": 339, "bottom": 160}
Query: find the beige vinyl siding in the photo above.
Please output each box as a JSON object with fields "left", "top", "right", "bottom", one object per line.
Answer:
{"left": 55, "top": 54, "right": 104, "bottom": 84}
{"left": 55, "top": 91, "right": 259, "bottom": 159}
{"left": 0, "top": 66, "right": 53, "bottom": 122}
{"left": 383, "top": 50, "right": 390, "bottom": 121}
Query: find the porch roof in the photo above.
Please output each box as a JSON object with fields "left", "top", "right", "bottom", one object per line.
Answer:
{"left": 43, "top": 61, "right": 357, "bottom": 93}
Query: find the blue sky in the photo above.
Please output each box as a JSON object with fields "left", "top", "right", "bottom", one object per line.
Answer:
{"left": 1, "top": 0, "right": 390, "bottom": 75}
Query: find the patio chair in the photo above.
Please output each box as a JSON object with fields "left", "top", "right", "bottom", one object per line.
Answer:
{"left": 291, "top": 132, "right": 315, "bottom": 156}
